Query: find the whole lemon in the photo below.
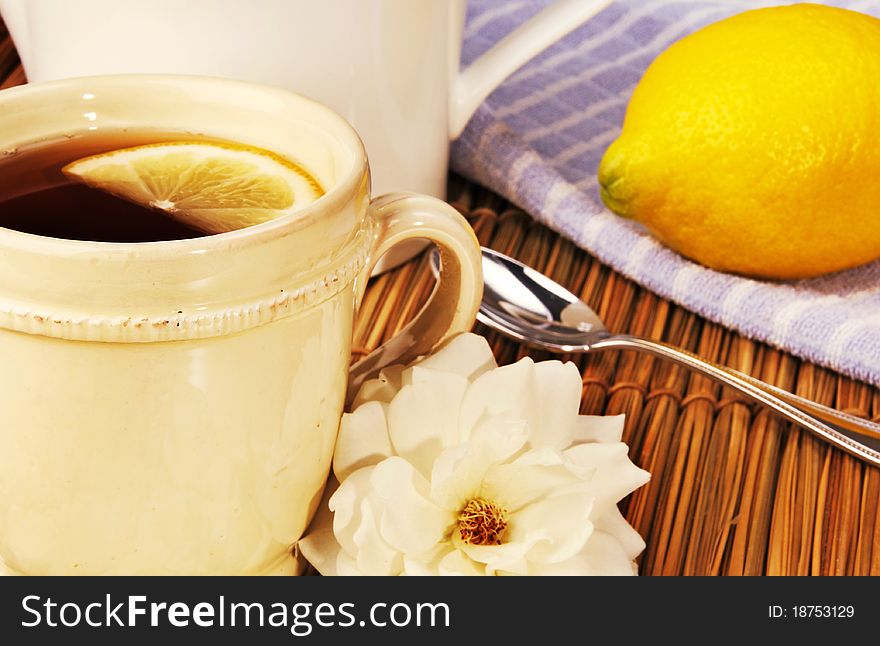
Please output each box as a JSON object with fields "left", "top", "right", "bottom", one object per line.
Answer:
{"left": 598, "top": 4, "right": 880, "bottom": 279}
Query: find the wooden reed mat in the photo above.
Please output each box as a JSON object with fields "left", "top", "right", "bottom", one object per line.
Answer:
{"left": 2, "top": 24, "right": 878, "bottom": 576}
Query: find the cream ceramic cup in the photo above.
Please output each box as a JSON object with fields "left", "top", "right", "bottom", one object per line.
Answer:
{"left": 0, "top": 75, "right": 482, "bottom": 575}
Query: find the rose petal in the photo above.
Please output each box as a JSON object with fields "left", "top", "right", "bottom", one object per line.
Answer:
{"left": 469, "top": 415, "right": 531, "bottom": 463}
{"left": 400, "top": 544, "right": 446, "bottom": 576}
{"left": 370, "top": 457, "right": 456, "bottom": 555}
{"left": 481, "top": 458, "right": 581, "bottom": 512}
{"left": 527, "top": 530, "right": 638, "bottom": 576}
{"left": 427, "top": 442, "right": 478, "bottom": 510}
{"left": 415, "top": 333, "right": 496, "bottom": 381}
{"left": 563, "top": 443, "right": 650, "bottom": 513}
{"left": 459, "top": 358, "right": 540, "bottom": 441}
{"left": 529, "top": 361, "right": 583, "bottom": 449}
{"left": 511, "top": 446, "right": 566, "bottom": 467}
{"left": 335, "top": 551, "right": 365, "bottom": 576}
{"left": 401, "top": 544, "right": 469, "bottom": 576}
{"left": 408, "top": 368, "right": 471, "bottom": 435}
{"left": 592, "top": 505, "right": 647, "bottom": 561}
{"left": 334, "top": 401, "right": 393, "bottom": 482}
{"left": 353, "top": 364, "right": 405, "bottom": 408}
{"left": 570, "top": 414, "right": 626, "bottom": 445}
{"left": 326, "top": 468, "right": 402, "bottom": 575}
{"left": 353, "top": 499, "right": 404, "bottom": 575}
{"left": 401, "top": 560, "right": 433, "bottom": 576}
{"left": 576, "top": 530, "right": 640, "bottom": 575}
{"left": 385, "top": 370, "right": 469, "bottom": 477}
{"left": 452, "top": 530, "right": 543, "bottom": 575}
{"left": 437, "top": 548, "right": 485, "bottom": 576}
{"left": 329, "top": 467, "right": 374, "bottom": 557}
{"left": 429, "top": 418, "right": 528, "bottom": 510}
{"left": 506, "top": 491, "right": 595, "bottom": 564}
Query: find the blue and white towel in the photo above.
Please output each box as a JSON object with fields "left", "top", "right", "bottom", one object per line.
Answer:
{"left": 453, "top": 0, "right": 880, "bottom": 386}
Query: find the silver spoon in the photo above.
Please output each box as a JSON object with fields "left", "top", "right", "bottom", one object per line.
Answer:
{"left": 434, "top": 247, "right": 880, "bottom": 467}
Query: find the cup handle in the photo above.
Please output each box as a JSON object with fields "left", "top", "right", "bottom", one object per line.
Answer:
{"left": 346, "top": 192, "right": 482, "bottom": 408}
{"left": 449, "top": 0, "right": 611, "bottom": 138}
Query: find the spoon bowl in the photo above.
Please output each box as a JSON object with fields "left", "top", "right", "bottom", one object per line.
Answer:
{"left": 478, "top": 249, "right": 607, "bottom": 351}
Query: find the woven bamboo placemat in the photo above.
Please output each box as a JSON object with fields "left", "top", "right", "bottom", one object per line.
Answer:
{"left": 2, "top": 23, "right": 877, "bottom": 576}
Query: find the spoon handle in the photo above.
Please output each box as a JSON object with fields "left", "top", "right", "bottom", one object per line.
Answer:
{"left": 589, "top": 334, "right": 880, "bottom": 467}
{"left": 724, "top": 367, "right": 880, "bottom": 438}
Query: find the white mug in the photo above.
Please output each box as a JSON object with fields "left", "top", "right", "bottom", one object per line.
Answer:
{"left": 0, "top": 1, "right": 609, "bottom": 268}
{"left": 0, "top": 74, "right": 483, "bottom": 575}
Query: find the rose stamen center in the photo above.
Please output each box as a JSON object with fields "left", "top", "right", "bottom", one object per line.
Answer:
{"left": 458, "top": 497, "right": 507, "bottom": 546}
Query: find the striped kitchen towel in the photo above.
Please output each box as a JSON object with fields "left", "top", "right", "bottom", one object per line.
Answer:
{"left": 452, "top": 0, "right": 880, "bottom": 386}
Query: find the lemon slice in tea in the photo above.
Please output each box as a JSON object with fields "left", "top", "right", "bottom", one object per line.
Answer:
{"left": 62, "top": 141, "right": 324, "bottom": 234}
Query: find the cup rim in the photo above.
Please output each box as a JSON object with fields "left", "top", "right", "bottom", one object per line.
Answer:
{"left": 0, "top": 73, "right": 369, "bottom": 258}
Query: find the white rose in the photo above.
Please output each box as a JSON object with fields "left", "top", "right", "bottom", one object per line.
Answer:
{"left": 299, "top": 333, "right": 650, "bottom": 575}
